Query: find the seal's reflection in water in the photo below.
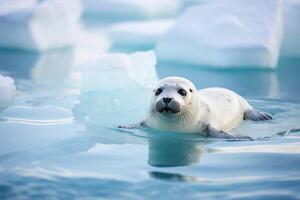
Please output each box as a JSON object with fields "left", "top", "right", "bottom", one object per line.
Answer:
{"left": 147, "top": 131, "right": 206, "bottom": 167}
{"left": 147, "top": 131, "right": 206, "bottom": 182}
{"left": 149, "top": 171, "right": 198, "bottom": 182}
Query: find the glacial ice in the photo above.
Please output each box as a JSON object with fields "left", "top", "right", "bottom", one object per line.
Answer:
{"left": 155, "top": 0, "right": 284, "bottom": 68}
{"left": 0, "top": 0, "right": 82, "bottom": 51}
{"left": 281, "top": 0, "right": 300, "bottom": 57}
{"left": 73, "top": 51, "right": 158, "bottom": 127}
{"left": 82, "top": 0, "right": 181, "bottom": 20}
{"left": 108, "top": 20, "right": 174, "bottom": 49}
{"left": 0, "top": 74, "right": 16, "bottom": 111}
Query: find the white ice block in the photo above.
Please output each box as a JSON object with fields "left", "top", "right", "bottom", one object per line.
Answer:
{"left": 81, "top": 51, "right": 158, "bottom": 92}
{"left": 281, "top": 0, "right": 300, "bottom": 57}
{"left": 108, "top": 19, "right": 174, "bottom": 49}
{"left": 156, "top": 0, "right": 284, "bottom": 68}
{"left": 83, "top": 0, "right": 181, "bottom": 20}
{"left": 74, "top": 51, "right": 158, "bottom": 126}
{"left": 0, "top": 74, "right": 16, "bottom": 111}
{"left": 0, "top": 0, "right": 82, "bottom": 51}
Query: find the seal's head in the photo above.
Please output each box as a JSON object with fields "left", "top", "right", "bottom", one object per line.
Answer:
{"left": 150, "top": 77, "right": 198, "bottom": 119}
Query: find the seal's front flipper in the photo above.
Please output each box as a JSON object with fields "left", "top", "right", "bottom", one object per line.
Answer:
{"left": 202, "top": 125, "right": 253, "bottom": 140}
{"left": 118, "top": 121, "right": 146, "bottom": 129}
{"left": 244, "top": 109, "right": 272, "bottom": 121}
{"left": 233, "top": 134, "right": 253, "bottom": 141}
{"left": 203, "top": 125, "right": 235, "bottom": 139}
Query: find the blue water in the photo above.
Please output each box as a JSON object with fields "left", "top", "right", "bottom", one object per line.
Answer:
{"left": 1, "top": 30, "right": 300, "bottom": 200}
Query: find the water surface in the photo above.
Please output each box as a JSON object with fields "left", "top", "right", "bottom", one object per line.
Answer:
{"left": 0, "top": 31, "right": 300, "bottom": 200}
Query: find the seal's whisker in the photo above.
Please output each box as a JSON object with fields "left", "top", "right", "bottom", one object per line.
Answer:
{"left": 179, "top": 114, "right": 183, "bottom": 125}
{"left": 180, "top": 109, "right": 191, "bottom": 125}
{"left": 181, "top": 112, "right": 186, "bottom": 125}
{"left": 146, "top": 105, "right": 157, "bottom": 120}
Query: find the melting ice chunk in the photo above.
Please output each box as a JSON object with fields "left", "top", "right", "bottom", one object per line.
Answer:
{"left": 0, "top": 0, "right": 82, "bottom": 51}
{"left": 81, "top": 51, "right": 158, "bottom": 92}
{"left": 82, "top": 0, "right": 181, "bottom": 20}
{"left": 108, "top": 19, "right": 174, "bottom": 50}
{"left": 74, "top": 51, "right": 158, "bottom": 126}
{"left": 0, "top": 74, "right": 16, "bottom": 111}
{"left": 156, "top": 0, "right": 284, "bottom": 68}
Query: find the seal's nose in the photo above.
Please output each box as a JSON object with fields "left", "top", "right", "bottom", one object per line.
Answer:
{"left": 163, "top": 97, "right": 172, "bottom": 104}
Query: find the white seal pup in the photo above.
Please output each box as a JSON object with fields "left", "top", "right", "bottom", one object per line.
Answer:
{"left": 119, "top": 76, "right": 272, "bottom": 139}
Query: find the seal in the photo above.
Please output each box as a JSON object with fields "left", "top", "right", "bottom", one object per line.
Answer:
{"left": 119, "top": 76, "right": 272, "bottom": 139}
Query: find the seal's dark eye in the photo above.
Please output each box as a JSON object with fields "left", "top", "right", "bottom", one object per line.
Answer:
{"left": 178, "top": 89, "right": 187, "bottom": 96}
{"left": 155, "top": 88, "right": 163, "bottom": 96}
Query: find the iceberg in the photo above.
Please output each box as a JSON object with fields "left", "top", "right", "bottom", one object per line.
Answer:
{"left": 0, "top": 74, "right": 16, "bottom": 111}
{"left": 82, "top": 0, "right": 181, "bottom": 20}
{"left": 108, "top": 19, "right": 174, "bottom": 50}
{"left": 156, "top": 0, "right": 284, "bottom": 68}
{"left": 73, "top": 51, "right": 158, "bottom": 127}
{"left": 281, "top": 0, "right": 300, "bottom": 57}
{"left": 0, "top": 0, "right": 82, "bottom": 51}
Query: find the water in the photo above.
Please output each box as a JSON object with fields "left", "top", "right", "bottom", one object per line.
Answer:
{"left": 1, "top": 31, "right": 300, "bottom": 200}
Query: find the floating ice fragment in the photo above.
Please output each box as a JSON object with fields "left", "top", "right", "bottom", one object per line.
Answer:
{"left": 108, "top": 19, "right": 174, "bottom": 50}
{"left": 156, "top": 0, "right": 284, "bottom": 68}
{"left": 0, "top": 0, "right": 82, "bottom": 51}
{"left": 81, "top": 51, "right": 158, "bottom": 92}
{"left": 74, "top": 51, "right": 158, "bottom": 127}
{"left": 0, "top": 74, "right": 16, "bottom": 111}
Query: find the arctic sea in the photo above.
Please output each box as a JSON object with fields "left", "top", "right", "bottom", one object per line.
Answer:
{"left": 0, "top": 42, "right": 300, "bottom": 200}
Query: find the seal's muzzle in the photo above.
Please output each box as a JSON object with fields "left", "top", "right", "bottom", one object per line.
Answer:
{"left": 155, "top": 97, "right": 181, "bottom": 114}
